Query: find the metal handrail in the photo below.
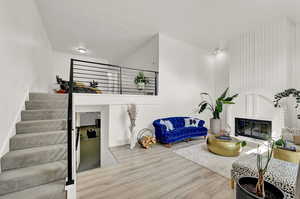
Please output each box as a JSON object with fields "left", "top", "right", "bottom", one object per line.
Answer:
{"left": 66, "top": 59, "right": 74, "bottom": 186}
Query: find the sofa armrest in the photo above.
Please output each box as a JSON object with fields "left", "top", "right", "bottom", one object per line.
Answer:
{"left": 153, "top": 122, "right": 167, "bottom": 139}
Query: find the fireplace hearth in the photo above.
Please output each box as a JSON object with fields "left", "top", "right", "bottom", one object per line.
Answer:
{"left": 235, "top": 118, "right": 272, "bottom": 140}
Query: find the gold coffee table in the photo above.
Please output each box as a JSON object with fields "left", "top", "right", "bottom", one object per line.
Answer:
{"left": 206, "top": 135, "right": 241, "bottom": 157}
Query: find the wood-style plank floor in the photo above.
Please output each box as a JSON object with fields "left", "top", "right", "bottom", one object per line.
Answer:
{"left": 77, "top": 139, "right": 234, "bottom": 199}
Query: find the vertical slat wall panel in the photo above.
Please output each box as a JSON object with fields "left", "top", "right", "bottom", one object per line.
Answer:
{"left": 228, "top": 19, "right": 296, "bottom": 94}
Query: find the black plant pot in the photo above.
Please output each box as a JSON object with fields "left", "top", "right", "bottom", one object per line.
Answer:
{"left": 236, "top": 177, "right": 285, "bottom": 199}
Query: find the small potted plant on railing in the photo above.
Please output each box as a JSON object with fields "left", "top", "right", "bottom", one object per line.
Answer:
{"left": 134, "top": 72, "right": 149, "bottom": 90}
{"left": 236, "top": 140, "right": 285, "bottom": 199}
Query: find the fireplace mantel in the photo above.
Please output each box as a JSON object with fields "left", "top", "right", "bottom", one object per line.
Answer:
{"left": 226, "top": 91, "right": 284, "bottom": 141}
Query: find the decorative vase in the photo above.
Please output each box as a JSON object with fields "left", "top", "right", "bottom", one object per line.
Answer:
{"left": 210, "top": 118, "right": 221, "bottom": 134}
{"left": 130, "top": 126, "right": 138, "bottom": 149}
{"left": 236, "top": 177, "right": 285, "bottom": 199}
{"left": 137, "top": 82, "right": 145, "bottom": 90}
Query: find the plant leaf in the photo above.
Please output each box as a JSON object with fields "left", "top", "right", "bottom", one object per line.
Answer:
{"left": 218, "top": 88, "right": 229, "bottom": 100}
{"left": 199, "top": 103, "right": 208, "bottom": 113}
{"left": 222, "top": 101, "right": 235, "bottom": 104}
{"left": 224, "top": 94, "right": 239, "bottom": 102}
{"left": 241, "top": 141, "right": 247, "bottom": 147}
{"left": 200, "top": 92, "right": 209, "bottom": 95}
{"left": 215, "top": 101, "right": 223, "bottom": 113}
{"left": 198, "top": 101, "right": 207, "bottom": 107}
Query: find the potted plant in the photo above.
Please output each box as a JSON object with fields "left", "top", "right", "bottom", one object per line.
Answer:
{"left": 198, "top": 88, "right": 239, "bottom": 134}
{"left": 134, "top": 72, "right": 149, "bottom": 90}
{"left": 274, "top": 88, "right": 300, "bottom": 119}
{"left": 236, "top": 140, "right": 285, "bottom": 199}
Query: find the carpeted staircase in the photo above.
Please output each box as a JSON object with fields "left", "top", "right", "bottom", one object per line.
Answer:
{"left": 0, "top": 93, "right": 68, "bottom": 199}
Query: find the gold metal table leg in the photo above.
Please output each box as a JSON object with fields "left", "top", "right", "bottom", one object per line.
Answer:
{"left": 230, "top": 178, "right": 235, "bottom": 189}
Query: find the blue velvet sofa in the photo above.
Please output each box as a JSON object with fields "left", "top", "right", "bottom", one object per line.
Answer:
{"left": 153, "top": 117, "right": 208, "bottom": 146}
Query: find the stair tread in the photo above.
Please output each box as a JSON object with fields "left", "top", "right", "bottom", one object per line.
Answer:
{"left": 17, "top": 119, "right": 67, "bottom": 124}
{"left": 29, "top": 93, "right": 67, "bottom": 101}
{"left": 22, "top": 109, "right": 66, "bottom": 112}
{"left": 10, "top": 131, "right": 67, "bottom": 151}
{"left": 0, "top": 161, "right": 67, "bottom": 196}
{"left": 1, "top": 144, "right": 67, "bottom": 171}
{"left": 26, "top": 100, "right": 67, "bottom": 102}
{"left": 0, "top": 180, "right": 65, "bottom": 199}
{"left": 16, "top": 119, "right": 67, "bottom": 134}
{"left": 2, "top": 144, "right": 67, "bottom": 158}
{"left": 12, "top": 131, "right": 66, "bottom": 139}
{"left": 29, "top": 92, "right": 67, "bottom": 95}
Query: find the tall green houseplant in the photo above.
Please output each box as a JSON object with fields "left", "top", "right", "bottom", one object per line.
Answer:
{"left": 198, "top": 88, "right": 238, "bottom": 134}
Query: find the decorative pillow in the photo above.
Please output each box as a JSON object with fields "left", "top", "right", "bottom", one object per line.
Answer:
{"left": 159, "top": 120, "right": 174, "bottom": 131}
{"left": 184, "top": 118, "right": 200, "bottom": 127}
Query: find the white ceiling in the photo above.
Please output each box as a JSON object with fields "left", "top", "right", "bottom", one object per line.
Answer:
{"left": 36, "top": 0, "right": 300, "bottom": 62}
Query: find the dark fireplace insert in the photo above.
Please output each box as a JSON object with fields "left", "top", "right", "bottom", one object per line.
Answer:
{"left": 235, "top": 118, "right": 272, "bottom": 140}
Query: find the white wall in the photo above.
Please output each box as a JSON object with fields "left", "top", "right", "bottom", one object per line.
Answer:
{"left": 0, "top": 0, "right": 53, "bottom": 157}
{"left": 117, "top": 34, "right": 159, "bottom": 71}
{"left": 52, "top": 51, "right": 109, "bottom": 88}
{"left": 158, "top": 34, "right": 214, "bottom": 117}
{"left": 290, "top": 23, "right": 300, "bottom": 129}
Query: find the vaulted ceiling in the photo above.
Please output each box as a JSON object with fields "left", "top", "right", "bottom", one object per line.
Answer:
{"left": 36, "top": 0, "right": 300, "bottom": 62}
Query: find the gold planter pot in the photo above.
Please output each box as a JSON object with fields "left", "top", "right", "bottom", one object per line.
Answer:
{"left": 207, "top": 135, "right": 241, "bottom": 157}
{"left": 273, "top": 148, "right": 300, "bottom": 164}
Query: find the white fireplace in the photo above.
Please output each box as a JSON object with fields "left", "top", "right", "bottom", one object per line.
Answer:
{"left": 226, "top": 91, "right": 284, "bottom": 142}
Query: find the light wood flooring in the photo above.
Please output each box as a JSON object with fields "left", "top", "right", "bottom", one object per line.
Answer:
{"left": 77, "top": 139, "right": 234, "bottom": 199}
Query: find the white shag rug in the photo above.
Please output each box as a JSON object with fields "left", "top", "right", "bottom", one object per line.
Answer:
{"left": 174, "top": 142, "right": 255, "bottom": 179}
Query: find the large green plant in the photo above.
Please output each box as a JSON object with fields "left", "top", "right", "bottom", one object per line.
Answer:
{"left": 274, "top": 88, "right": 300, "bottom": 119}
{"left": 198, "top": 88, "right": 239, "bottom": 119}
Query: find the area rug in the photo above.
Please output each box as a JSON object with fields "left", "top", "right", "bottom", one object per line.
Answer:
{"left": 174, "top": 142, "right": 255, "bottom": 179}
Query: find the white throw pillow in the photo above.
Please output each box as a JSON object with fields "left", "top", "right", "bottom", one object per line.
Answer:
{"left": 184, "top": 118, "right": 200, "bottom": 127}
{"left": 160, "top": 120, "right": 174, "bottom": 131}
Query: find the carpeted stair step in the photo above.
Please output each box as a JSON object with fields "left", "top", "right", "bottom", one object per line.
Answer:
{"left": 1, "top": 144, "right": 67, "bottom": 171}
{"left": 0, "top": 180, "right": 66, "bottom": 199}
{"left": 21, "top": 109, "right": 67, "bottom": 121}
{"left": 25, "top": 100, "right": 67, "bottom": 110}
{"left": 0, "top": 160, "right": 67, "bottom": 196}
{"left": 16, "top": 119, "right": 66, "bottom": 134}
{"left": 29, "top": 93, "right": 67, "bottom": 101}
{"left": 10, "top": 131, "right": 67, "bottom": 151}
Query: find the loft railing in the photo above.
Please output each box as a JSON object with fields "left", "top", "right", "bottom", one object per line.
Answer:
{"left": 70, "top": 59, "right": 158, "bottom": 95}
{"left": 66, "top": 59, "right": 159, "bottom": 186}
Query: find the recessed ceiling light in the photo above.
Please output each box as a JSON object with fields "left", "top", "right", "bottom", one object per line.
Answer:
{"left": 76, "top": 47, "right": 88, "bottom": 54}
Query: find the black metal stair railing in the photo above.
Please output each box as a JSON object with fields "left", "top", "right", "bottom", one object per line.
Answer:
{"left": 66, "top": 58, "right": 159, "bottom": 186}
{"left": 66, "top": 59, "right": 74, "bottom": 186}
